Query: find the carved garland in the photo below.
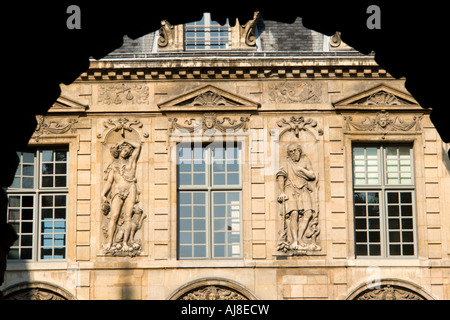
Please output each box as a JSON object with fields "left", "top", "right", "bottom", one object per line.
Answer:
{"left": 344, "top": 110, "right": 423, "bottom": 134}
{"left": 169, "top": 113, "right": 250, "bottom": 137}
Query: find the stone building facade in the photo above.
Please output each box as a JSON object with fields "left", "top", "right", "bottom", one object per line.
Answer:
{"left": 1, "top": 13, "right": 449, "bottom": 300}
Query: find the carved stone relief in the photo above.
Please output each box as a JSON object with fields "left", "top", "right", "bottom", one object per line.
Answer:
{"left": 158, "top": 20, "right": 174, "bottom": 48}
{"left": 32, "top": 115, "right": 78, "bottom": 141}
{"left": 272, "top": 116, "right": 323, "bottom": 256}
{"left": 240, "top": 11, "right": 260, "bottom": 46}
{"left": 169, "top": 113, "right": 249, "bottom": 138}
{"left": 269, "top": 81, "right": 322, "bottom": 104}
{"left": 179, "top": 286, "right": 247, "bottom": 300}
{"left": 344, "top": 110, "right": 423, "bottom": 133}
{"left": 99, "top": 118, "right": 147, "bottom": 257}
{"left": 98, "top": 83, "right": 149, "bottom": 105}
{"left": 4, "top": 287, "right": 67, "bottom": 300}
{"left": 355, "top": 285, "right": 425, "bottom": 300}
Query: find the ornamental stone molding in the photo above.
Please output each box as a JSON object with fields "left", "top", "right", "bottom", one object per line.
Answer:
{"left": 83, "top": 58, "right": 389, "bottom": 81}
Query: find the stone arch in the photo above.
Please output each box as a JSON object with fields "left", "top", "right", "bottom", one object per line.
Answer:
{"left": 2, "top": 281, "right": 76, "bottom": 300}
{"left": 167, "top": 277, "right": 258, "bottom": 300}
{"left": 346, "top": 278, "right": 435, "bottom": 300}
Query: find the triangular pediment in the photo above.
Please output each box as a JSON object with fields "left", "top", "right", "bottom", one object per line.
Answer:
{"left": 158, "top": 85, "right": 260, "bottom": 111}
{"left": 49, "top": 95, "right": 88, "bottom": 113}
{"left": 334, "top": 84, "right": 420, "bottom": 110}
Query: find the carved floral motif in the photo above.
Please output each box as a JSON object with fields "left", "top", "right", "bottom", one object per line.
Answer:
{"left": 179, "top": 286, "right": 247, "bottom": 300}
{"left": 193, "top": 92, "right": 227, "bottom": 106}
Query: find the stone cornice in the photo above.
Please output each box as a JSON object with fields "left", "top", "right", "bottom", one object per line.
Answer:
{"left": 79, "top": 56, "right": 390, "bottom": 81}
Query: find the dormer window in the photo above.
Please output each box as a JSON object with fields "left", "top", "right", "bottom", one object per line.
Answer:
{"left": 184, "top": 13, "right": 231, "bottom": 50}
{"left": 158, "top": 11, "right": 259, "bottom": 52}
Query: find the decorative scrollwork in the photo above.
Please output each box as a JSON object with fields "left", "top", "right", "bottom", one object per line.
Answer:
{"left": 158, "top": 20, "right": 174, "bottom": 48}
{"left": 97, "top": 118, "right": 148, "bottom": 140}
{"left": 32, "top": 115, "right": 77, "bottom": 141}
{"left": 242, "top": 11, "right": 260, "bottom": 46}
{"left": 275, "top": 116, "right": 323, "bottom": 140}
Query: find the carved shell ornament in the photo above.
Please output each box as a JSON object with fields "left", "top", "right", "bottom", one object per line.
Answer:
{"left": 193, "top": 92, "right": 227, "bottom": 106}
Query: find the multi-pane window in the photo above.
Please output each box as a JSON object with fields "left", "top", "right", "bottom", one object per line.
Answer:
{"left": 184, "top": 12, "right": 231, "bottom": 50}
{"left": 352, "top": 145, "right": 416, "bottom": 258}
{"left": 177, "top": 142, "right": 242, "bottom": 259}
{"left": 6, "top": 149, "right": 68, "bottom": 261}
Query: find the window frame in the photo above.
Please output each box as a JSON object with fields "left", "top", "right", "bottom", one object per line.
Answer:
{"left": 352, "top": 143, "right": 418, "bottom": 259}
{"left": 184, "top": 12, "right": 231, "bottom": 51}
{"left": 176, "top": 141, "right": 243, "bottom": 260}
{"left": 5, "top": 148, "right": 69, "bottom": 262}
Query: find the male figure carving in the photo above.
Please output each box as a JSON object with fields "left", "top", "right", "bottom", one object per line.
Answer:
{"left": 276, "top": 143, "right": 318, "bottom": 251}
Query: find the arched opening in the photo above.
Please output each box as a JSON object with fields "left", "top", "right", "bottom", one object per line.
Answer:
{"left": 2, "top": 281, "right": 76, "bottom": 300}
{"left": 168, "top": 277, "right": 258, "bottom": 300}
{"left": 346, "top": 279, "right": 435, "bottom": 300}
